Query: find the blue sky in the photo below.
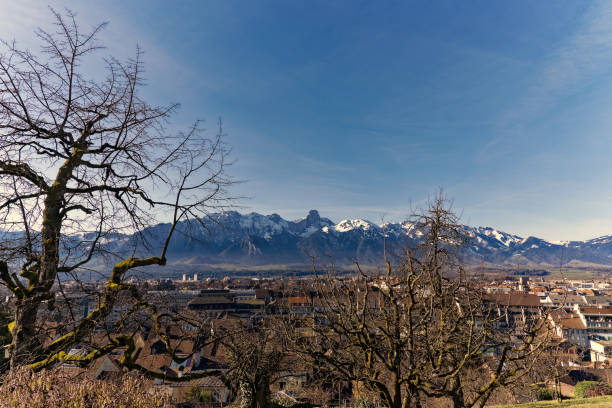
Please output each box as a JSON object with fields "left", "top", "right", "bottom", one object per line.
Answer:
{"left": 3, "top": 1, "right": 612, "bottom": 241}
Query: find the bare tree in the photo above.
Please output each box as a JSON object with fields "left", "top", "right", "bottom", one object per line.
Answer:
{"left": 218, "top": 318, "right": 285, "bottom": 408}
{"left": 287, "top": 195, "right": 551, "bottom": 408}
{"left": 0, "top": 9, "right": 233, "bottom": 371}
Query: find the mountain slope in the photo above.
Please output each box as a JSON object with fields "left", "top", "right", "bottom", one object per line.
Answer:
{"left": 6, "top": 210, "right": 612, "bottom": 270}
{"left": 120, "top": 210, "right": 612, "bottom": 269}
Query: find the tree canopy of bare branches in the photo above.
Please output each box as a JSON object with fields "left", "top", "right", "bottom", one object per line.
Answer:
{"left": 218, "top": 319, "right": 286, "bottom": 408}
{"left": 287, "top": 195, "right": 551, "bottom": 408}
{"left": 0, "top": 9, "right": 233, "bottom": 371}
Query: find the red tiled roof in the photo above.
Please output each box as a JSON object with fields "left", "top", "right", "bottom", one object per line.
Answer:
{"left": 558, "top": 317, "right": 587, "bottom": 330}
{"left": 487, "top": 292, "right": 541, "bottom": 307}
{"left": 580, "top": 307, "right": 612, "bottom": 315}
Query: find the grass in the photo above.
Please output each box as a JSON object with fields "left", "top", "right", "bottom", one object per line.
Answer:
{"left": 544, "top": 269, "right": 604, "bottom": 280}
{"left": 494, "top": 396, "right": 612, "bottom": 408}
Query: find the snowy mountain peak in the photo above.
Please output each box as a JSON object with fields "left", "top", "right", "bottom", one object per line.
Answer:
{"left": 476, "top": 227, "right": 522, "bottom": 247}
{"left": 586, "top": 235, "right": 612, "bottom": 245}
{"left": 332, "top": 219, "right": 379, "bottom": 233}
{"left": 13, "top": 209, "right": 612, "bottom": 269}
{"left": 238, "top": 212, "right": 289, "bottom": 235}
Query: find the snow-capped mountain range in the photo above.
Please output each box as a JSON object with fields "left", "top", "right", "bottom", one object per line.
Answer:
{"left": 7, "top": 210, "right": 612, "bottom": 271}
{"left": 110, "top": 210, "right": 612, "bottom": 269}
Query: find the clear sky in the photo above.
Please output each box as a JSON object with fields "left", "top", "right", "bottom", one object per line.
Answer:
{"left": 2, "top": 1, "right": 612, "bottom": 241}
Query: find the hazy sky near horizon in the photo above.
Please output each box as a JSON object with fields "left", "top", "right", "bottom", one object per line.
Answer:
{"left": 2, "top": 1, "right": 612, "bottom": 241}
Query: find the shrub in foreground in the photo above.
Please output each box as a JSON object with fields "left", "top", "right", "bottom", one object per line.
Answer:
{"left": 185, "top": 386, "right": 214, "bottom": 403}
{"left": 533, "top": 387, "right": 554, "bottom": 401}
{"left": 585, "top": 384, "right": 612, "bottom": 398}
{"left": 574, "top": 381, "right": 608, "bottom": 399}
{"left": 0, "top": 367, "right": 172, "bottom": 408}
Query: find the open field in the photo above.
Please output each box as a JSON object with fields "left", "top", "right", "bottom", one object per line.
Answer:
{"left": 545, "top": 269, "right": 611, "bottom": 280}
{"left": 466, "top": 265, "right": 612, "bottom": 281}
{"left": 494, "top": 396, "right": 612, "bottom": 408}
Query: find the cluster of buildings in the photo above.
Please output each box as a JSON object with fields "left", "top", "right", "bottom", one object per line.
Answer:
{"left": 5, "top": 271, "right": 612, "bottom": 403}
{"left": 485, "top": 276, "right": 612, "bottom": 364}
{"left": 13, "top": 274, "right": 317, "bottom": 405}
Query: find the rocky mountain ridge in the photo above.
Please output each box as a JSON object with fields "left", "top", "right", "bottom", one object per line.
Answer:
{"left": 121, "top": 210, "right": 612, "bottom": 269}
{"left": 6, "top": 210, "right": 611, "bottom": 270}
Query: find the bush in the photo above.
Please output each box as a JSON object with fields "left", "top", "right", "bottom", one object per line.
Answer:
{"left": 533, "top": 387, "right": 554, "bottom": 401}
{"left": 586, "top": 384, "right": 612, "bottom": 398}
{"left": 353, "top": 399, "right": 375, "bottom": 408}
{"left": 575, "top": 381, "right": 608, "bottom": 398}
{"left": 0, "top": 367, "right": 172, "bottom": 407}
{"left": 186, "top": 386, "right": 214, "bottom": 403}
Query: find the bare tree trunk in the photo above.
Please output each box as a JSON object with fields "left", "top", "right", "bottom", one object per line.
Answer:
{"left": 240, "top": 381, "right": 256, "bottom": 408}
{"left": 10, "top": 177, "right": 64, "bottom": 366}
{"left": 255, "top": 382, "right": 270, "bottom": 408}
{"left": 9, "top": 297, "right": 41, "bottom": 367}
{"left": 451, "top": 377, "right": 466, "bottom": 408}
{"left": 452, "top": 391, "right": 466, "bottom": 408}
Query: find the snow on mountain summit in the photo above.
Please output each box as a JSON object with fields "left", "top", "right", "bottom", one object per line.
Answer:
{"left": 331, "top": 219, "right": 380, "bottom": 233}
{"left": 27, "top": 208, "right": 612, "bottom": 268}
{"left": 476, "top": 227, "right": 522, "bottom": 247}
{"left": 586, "top": 235, "right": 612, "bottom": 245}
{"left": 293, "top": 210, "right": 334, "bottom": 236}
{"left": 238, "top": 212, "right": 289, "bottom": 235}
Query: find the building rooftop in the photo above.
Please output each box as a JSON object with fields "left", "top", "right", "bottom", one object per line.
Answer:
{"left": 188, "top": 296, "right": 234, "bottom": 305}
{"left": 579, "top": 306, "right": 612, "bottom": 315}
{"left": 558, "top": 317, "right": 587, "bottom": 330}
{"left": 487, "top": 292, "right": 541, "bottom": 307}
